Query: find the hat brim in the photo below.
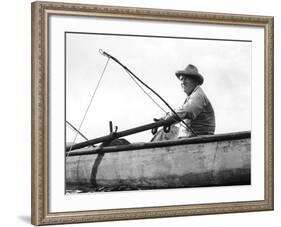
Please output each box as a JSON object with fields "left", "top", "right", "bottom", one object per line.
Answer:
{"left": 175, "top": 71, "right": 204, "bottom": 85}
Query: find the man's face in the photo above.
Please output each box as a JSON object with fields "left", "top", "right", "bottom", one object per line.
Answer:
{"left": 179, "top": 75, "right": 197, "bottom": 95}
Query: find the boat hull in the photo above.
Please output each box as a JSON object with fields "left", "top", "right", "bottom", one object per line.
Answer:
{"left": 66, "top": 132, "right": 251, "bottom": 191}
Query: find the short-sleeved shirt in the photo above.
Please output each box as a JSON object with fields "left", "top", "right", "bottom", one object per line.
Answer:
{"left": 176, "top": 86, "right": 215, "bottom": 137}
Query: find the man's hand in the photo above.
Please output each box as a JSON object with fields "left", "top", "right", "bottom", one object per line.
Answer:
{"left": 151, "top": 118, "right": 161, "bottom": 135}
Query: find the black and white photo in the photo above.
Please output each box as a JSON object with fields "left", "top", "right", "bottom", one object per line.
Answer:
{"left": 65, "top": 32, "right": 252, "bottom": 193}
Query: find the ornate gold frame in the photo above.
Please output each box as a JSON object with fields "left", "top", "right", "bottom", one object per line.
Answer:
{"left": 31, "top": 1, "right": 274, "bottom": 225}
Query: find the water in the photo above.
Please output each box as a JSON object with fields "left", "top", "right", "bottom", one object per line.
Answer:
{"left": 66, "top": 185, "right": 145, "bottom": 194}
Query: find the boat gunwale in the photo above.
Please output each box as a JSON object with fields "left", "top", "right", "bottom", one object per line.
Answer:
{"left": 66, "top": 131, "right": 251, "bottom": 157}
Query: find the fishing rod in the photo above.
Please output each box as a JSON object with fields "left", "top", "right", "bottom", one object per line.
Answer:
{"left": 99, "top": 49, "right": 197, "bottom": 136}
{"left": 66, "top": 117, "right": 176, "bottom": 151}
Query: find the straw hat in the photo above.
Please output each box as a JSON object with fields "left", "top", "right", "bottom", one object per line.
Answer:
{"left": 175, "top": 64, "right": 204, "bottom": 85}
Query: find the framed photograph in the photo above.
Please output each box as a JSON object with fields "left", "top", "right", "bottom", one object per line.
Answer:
{"left": 31, "top": 1, "right": 274, "bottom": 225}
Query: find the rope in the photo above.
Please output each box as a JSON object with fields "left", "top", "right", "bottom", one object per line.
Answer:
{"left": 68, "top": 58, "right": 110, "bottom": 153}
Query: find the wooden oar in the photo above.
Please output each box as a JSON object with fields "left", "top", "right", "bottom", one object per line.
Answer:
{"left": 66, "top": 118, "right": 176, "bottom": 151}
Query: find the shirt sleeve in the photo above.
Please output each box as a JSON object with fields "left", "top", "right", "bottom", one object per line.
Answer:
{"left": 176, "top": 90, "right": 206, "bottom": 120}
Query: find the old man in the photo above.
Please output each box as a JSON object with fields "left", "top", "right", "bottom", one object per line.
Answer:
{"left": 151, "top": 64, "right": 216, "bottom": 141}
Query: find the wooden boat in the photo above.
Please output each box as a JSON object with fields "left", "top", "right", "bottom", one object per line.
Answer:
{"left": 66, "top": 131, "right": 251, "bottom": 192}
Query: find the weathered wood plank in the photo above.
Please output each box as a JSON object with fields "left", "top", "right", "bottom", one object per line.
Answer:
{"left": 67, "top": 131, "right": 250, "bottom": 156}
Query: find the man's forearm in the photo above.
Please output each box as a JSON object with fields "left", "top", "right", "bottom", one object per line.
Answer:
{"left": 164, "top": 111, "right": 188, "bottom": 123}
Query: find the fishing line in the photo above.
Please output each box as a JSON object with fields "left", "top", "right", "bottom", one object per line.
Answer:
{"left": 98, "top": 49, "right": 197, "bottom": 136}
{"left": 66, "top": 121, "right": 88, "bottom": 141}
{"left": 68, "top": 57, "right": 110, "bottom": 153}
{"left": 123, "top": 68, "right": 190, "bottom": 132}
{"left": 124, "top": 69, "right": 167, "bottom": 114}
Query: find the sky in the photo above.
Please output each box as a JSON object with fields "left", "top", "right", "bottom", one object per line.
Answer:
{"left": 66, "top": 33, "right": 251, "bottom": 144}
